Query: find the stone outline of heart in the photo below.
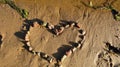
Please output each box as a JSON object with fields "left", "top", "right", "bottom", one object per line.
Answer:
{"left": 22, "top": 20, "right": 86, "bottom": 67}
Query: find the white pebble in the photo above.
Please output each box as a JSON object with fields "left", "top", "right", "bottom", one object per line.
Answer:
{"left": 37, "top": 52, "right": 41, "bottom": 56}
{"left": 82, "top": 30, "right": 86, "bottom": 35}
{"left": 25, "top": 34, "right": 30, "bottom": 41}
{"left": 27, "top": 31, "right": 30, "bottom": 35}
{"left": 26, "top": 42, "right": 31, "bottom": 46}
{"left": 77, "top": 43, "right": 81, "bottom": 48}
{"left": 72, "top": 47, "right": 77, "bottom": 52}
{"left": 65, "top": 24, "right": 70, "bottom": 28}
{"left": 29, "top": 47, "right": 33, "bottom": 51}
{"left": 61, "top": 55, "right": 67, "bottom": 62}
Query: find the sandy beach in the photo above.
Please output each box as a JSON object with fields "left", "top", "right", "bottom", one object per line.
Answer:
{"left": 0, "top": 0, "right": 120, "bottom": 67}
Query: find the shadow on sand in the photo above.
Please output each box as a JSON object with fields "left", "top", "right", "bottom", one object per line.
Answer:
{"left": 52, "top": 45, "right": 72, "bottom": 61}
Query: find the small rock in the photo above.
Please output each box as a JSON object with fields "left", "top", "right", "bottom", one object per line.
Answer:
{"left": 54, "top": 27, "right": 65, "bottom": 35}
{"left": 61, "top": 55, "right": 67, "bottom": 62}
{"left": 25, "top": 34, "right": 30, "bottom": 41}
{"left": 76, "top": 43, "right": 81, "bottom": 48}
{"left": 70, "top": 23, "right": 75, "bottom": 27}
{"left": 115, "top": 13, "right": 120, "bottom": 21}
{"left": 58, "top": 27, "right": 64, "bottom": 34}
{"left": 71, "top": 47, "right": 77, "bottom": 52}
{"left": 75, "top": 23, "right": 80, "bottom": 28}
{"left": 54, "top": 29, "right": 59, "bottom": 35}
{"left": 42, "top": 22, "right": 48, "bottom": 27}
{"left": 79, "top": 29, "right": 86, "bottom": 35}
{"left": 33, "top": 21, "right": 39, "bottom": 27}
{"left": 27, "top": 31, "right": 30, "bottom": 35}
{"left": 65, "top": 24, "right": 70, "bottom": 28}
{"left": 26, "top": 42, "right": 30, "bottom": 46}
{"left": 66, "top": 49, "right": 72, "bottom": 56}
{"left": 29, "top": 47, "right": 33, "bottom": 51}
{"left": 33, "top": 51, "right": 37, "bottom": 55}
{"left": 47, "top": 56, "right": 54, "bottom": 63}
{"left": 48, "top": 24, "right": 54, "bottom": 30}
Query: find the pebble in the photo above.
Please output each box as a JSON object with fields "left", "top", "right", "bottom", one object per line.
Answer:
{"left": 58, "top": 27, "right": 64, "bottom": 34}
{"left": 65, "top": 24, "right": 70, "bottom": 28}
{"left": 32, "top": 51, "right": 36, "bottom": 55}
{"left": 80, "top": 30, "right": 86, "bottom": 35}
{"left": 61, "top": 55, "right": 67, "bottom": 62}
{"left": 75, "top": 23, "right": 80, "bottom": 28}
{"left": 25, "top": 34, "right": 30, "bottom": 41}
{"left": 65, "top": 49, "right": 72, "bottom": 56}
{"left": 29, "top": 47, "right": 33, "bottom": 51}
{"left": 71, "top": 47, "right": 77, "bottom": 52}
{"left": 70, "top": 23, "right": 75, "bottom": 27}
{"left": 82, "top": 30, "right": 86, "bottom": 35}
{"left": 27, "top": 31, "right": 30, "bottom": 35}
{"left": 76, "top": 43, "right": 81, "bottom": 48}
{"left": 42, "top": 22, "right": 48, "bottom": 27}
{"left": 33, "top": 21, "right": 39, "bottom": 27}
{"left": 48, "top": 24, "right": 54, "bottom": 30}
{"left": 47, "top": 56, "right": 54, "bottom": 63}
{"left": 26, "top": 42, "right": 30, "bottom": 46}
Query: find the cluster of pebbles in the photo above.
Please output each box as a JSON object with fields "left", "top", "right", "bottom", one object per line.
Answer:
{"left": 24, "top": 21, "right": 86, "bottom": 67}
{"left": 42, "top": 21, "right": 81, "bottom": 35}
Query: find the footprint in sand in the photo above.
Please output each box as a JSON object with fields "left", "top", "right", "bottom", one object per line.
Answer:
{"left": 94, "top": 51, "right": 113, "bottom": 67}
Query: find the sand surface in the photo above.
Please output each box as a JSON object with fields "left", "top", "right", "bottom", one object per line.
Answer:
{"left": 0, "top": 0, "right": 120, "bottom": 67}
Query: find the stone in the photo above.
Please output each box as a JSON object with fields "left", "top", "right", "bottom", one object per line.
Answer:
{"left": 77, "top": 43, "right": 81, "bottom": 48}
{"left": 79, "top": 29, "right": 86, "bottom": 35}
{"left": 33, "top": 21, "right": 39, "bottom": 27}
{"left": 70, "top": 23, "right": 75, "bottom": 27}
{"left": 65, "top": 24, "right": 70, "bottom": 28}
{"left": 26, "top": 42, "right": 30, "bottom": 46}
{"left": 58, "top": 27, "right": 64, "bottom": 34}
{"left": 48, "top": 25, "right": 54, "bottom": 30}
{"left": 37, "top": 52, "right": 41, "bottom": 56}
{"left": 47, "top": 56, "right": 54, "bottom": 63}
{"left": 66, "top": 49, "right": 72, "bottom": 56}
{"left": 29, "top": 47, "right": 33, "bottom": 51}
{"left": 61, "top": 55, "right": 67, "bottom": 62}
{"left": 42, "top": 22, "right": 48, "bottom": 27}
{"left": 25, "top": 34, "right": 30, "bottom": 41}
{"left": 71, "top": 47, "right": 77, "bottom": 52}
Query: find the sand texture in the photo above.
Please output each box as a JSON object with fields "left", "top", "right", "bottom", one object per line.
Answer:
{"left": 0, "top": 0, "right": 120, "bottom": 67}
